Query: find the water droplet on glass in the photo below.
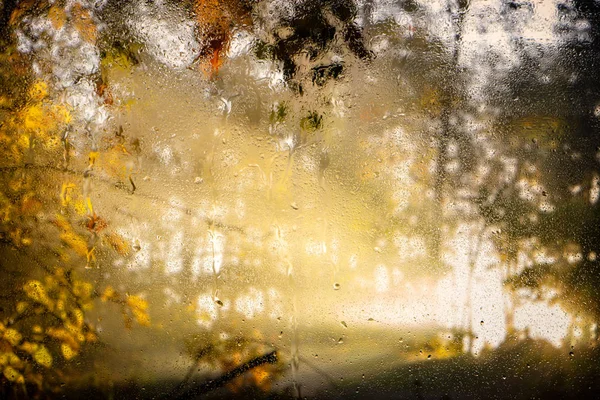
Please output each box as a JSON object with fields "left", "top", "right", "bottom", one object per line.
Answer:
{"left": 333, "top": 282, "right": 341, "bottom": 290}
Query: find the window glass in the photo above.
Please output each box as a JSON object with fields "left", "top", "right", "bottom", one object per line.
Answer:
{"left": 0, "top": 1, "right": 599, "bottom": 398}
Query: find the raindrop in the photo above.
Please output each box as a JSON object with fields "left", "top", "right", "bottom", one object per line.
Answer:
{"left": 337, "top": 338, "right": 344, "bottom": 344}
{"left": 480, "top": 320, "right": 484, "bottom": 326}
{"left": 333, "top": 282, "right": 341, "bottom": 290}
{"left": 569, "top": 351, "right": 574, "bottom": 357}
{"left": 341, "top": 321, "right": 348, "bottom": 328}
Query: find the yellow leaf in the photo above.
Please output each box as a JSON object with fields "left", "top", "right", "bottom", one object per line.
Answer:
{"left": 127, "top": 295, "right": 150, "bottom": 326}
{"left": 64, "top": 322, "right": 85, "bottom": 343}
{"left": 88, "top": 151, "right": 99, "bottom": 166}
{"left": 61, "top": 183, "right": 76, "bottom": 206}
{"left": 73, "top": 281, "right": 93, "bottom": 300}
{"left": 74, "top": 199, "right": 87, "bottom": 215}
{"left": 0, "top": 95, "right": 12, "bottom": 108}
{"left": 61, "top": 343, "right": 77, "bottom": 360}
{"left": 132, "top": 308, "right": 151, "bottom": 327}
{"left": 7, "top": 352, "right": 21, "bottom": 367}
{"left": 60, "top": 231, "right": 88, "bottom": 257}
{"left": 43, "top": 275, "right": 58, "bottom": 290}
{"left": 72, "top": 308, "right": 84, "bottom": 327}
{"left": 52, "top": 104, "right": 72, "bottom": 124}
{"left": 52, "top": 214, "right": 71, "bottom": 231}
{"left": 101, "top": 286, "right": 116, "bottom": 302}
{"left": 3, "top": 366, "right": 23, "bottom": 383}
{"left": 105, "top": 232, "right": 130, "bottom": 255}
{"left": 251, "top": 365, "right": 271, "bottom": 388}
{"left": 20, "top": 341, "right": 38, "bottom": 354}
{"left": 47, "top": 328, "right": 78, "bottom": 350}
{"left": 81, "top": 300, "right": 94, "bottom": 311}
{"left": 86, "top": 196, "right": 94, "bottom": 215}
{"left": 3, "top": 329, "right": 22, "bottom": 346}
{"left": 23, "top": 281, "right": 51, "bottom": 308}
{"left": 33, "top": 345, "right": 52, "bottom": 368}
{"left": 17, "top": 133, "right": 29, "bottom": 149}
{"left": 22, "top": 104, "right": 44, "bottom": 130}
{"left": 21, "top": 194, "right": 42, "bottom": 215}
{"left": 85, "top": 331, "right": 97, "bottom": 342}
{"left": 28, "top": 80, "right": 48, "bottom": 100}
{"left": 127, "top": 295, "right": 148, "bottom": 311}
{"left": 16, "top": 301, "right": 28, "bottom": 314}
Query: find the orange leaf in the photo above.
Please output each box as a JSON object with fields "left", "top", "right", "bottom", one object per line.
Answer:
{"left": 72, "top": 3, "right": 97, "bottom": 44}
{"left": 105, "top": 232, "right": 130, "bottom": 255}
{"left": 48, "top": 5, "right": 66, "bottom": 30}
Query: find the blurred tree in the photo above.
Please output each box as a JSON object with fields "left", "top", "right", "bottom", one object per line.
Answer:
{"left": 192, "top": 0, "right": 256, "bottom": 77}
{"left": 0, "top": 2, "right": 151, "bottom": 396}
{"left": 496, "top": 0, "right": 600, "bottom": 327}
{"left": 254, "top": 0, "right": 372, "bottom": 92}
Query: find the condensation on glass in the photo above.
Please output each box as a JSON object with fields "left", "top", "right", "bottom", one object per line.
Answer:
{"left": 0, "top": 0, "right": 599, "bottom": 399}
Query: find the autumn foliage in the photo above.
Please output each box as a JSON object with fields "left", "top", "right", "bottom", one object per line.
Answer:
{"left": 193, "top": 0, "right": 254, "bottom": 76}
{"left": 0, "top": 2, "right": 151, "bottom": 395}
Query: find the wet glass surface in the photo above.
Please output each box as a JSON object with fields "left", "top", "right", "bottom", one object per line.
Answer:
{"left": 0, "top": 1, "right": 600, "bottom": 399}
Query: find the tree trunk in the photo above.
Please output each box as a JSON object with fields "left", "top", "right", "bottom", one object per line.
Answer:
{"left": 432, "top": 0, "right": 469, "bottom": 265}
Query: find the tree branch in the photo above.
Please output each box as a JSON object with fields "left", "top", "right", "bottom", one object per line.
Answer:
{"left": 175, "top": 350, "right": 278, "bottom": 399}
